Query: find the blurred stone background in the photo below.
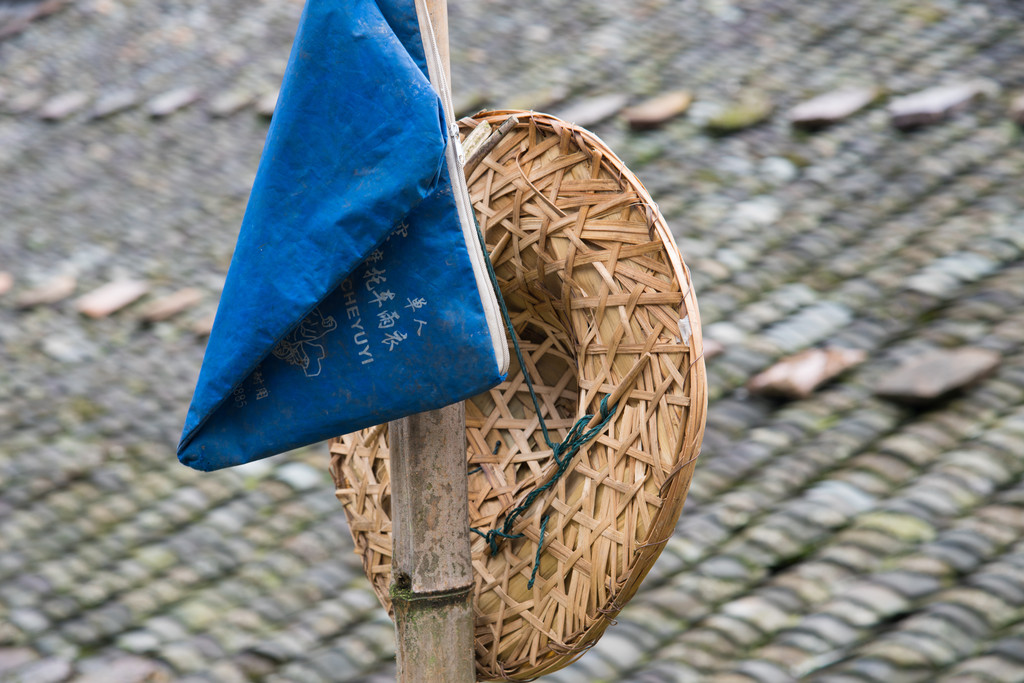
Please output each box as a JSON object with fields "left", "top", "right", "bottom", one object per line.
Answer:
{"left": 2, "top": 0, "right": 1024, "bottom": 681}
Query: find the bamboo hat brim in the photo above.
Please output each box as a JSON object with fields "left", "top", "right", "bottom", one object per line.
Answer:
{"left": 330, "top": 110, "right": 707, "bottom": 681}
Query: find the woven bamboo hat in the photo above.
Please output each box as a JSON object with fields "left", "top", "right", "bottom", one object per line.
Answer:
{"left": 330, "top": 110, "right": 707, "bottom": 681}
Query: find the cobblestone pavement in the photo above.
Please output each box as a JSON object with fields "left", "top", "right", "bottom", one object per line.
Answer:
{"left": 3, "top": 0, "right": 1024, "bottom": 681}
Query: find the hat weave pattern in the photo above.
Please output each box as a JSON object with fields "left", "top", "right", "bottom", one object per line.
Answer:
{"left": 330, "top": 110, "right": 707, "bottom": 681}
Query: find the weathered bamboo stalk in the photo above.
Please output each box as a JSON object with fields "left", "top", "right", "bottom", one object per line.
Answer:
{"left": 389, "top": 1, "right": 475, "bottom": 682}
{"left": 389, "top": 406, "right": 475, "bottom": 683}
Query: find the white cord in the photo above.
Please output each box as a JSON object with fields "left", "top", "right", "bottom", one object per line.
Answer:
{"left": 417, "top": 2, "right": 465, "bottom": 164}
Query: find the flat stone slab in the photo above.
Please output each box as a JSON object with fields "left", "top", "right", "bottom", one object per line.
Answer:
{"left": 1011, "top": 92, "right": 1024, "bottom": 126}
{"left": 788, "top": 86, "right": 879, "bottom": 128}
{"left": 139, "top": 287, "right": 203, "bottom": 322}
{"left": 748, "top": 347, "right": 866, "bottom": 399}
{"left": 76, "top": 279, "right": 150, "bottom": 318}
{"left": 255, "top": 89, "right": 279, "bottom": 118}
{"left": 147, "top": 86, "right": 201, "bottom": 117}
{"left": 554, "top": 93, "right": 629, "bottom": 128}
{"left": 875, "top": 347, "right": 1001, "bottom": 403}
{"left": 623, "top": 90, "right": 692, "bottom": 130}
{"left": 74, "top": 655, "right": 169, "bottom": 683}
{"left": 15, "top": 657, "right": 72, "bottom": 683}
{"left": 703, "top": 337, "right": 725, "bottom": 360}
{"left": 0, "top": 0, "right": 71, "bottom": 41}
{"left": 5, "top": 89, "right": 44, "bottom": 114}
{"left": 16, "top": 274, "right": 77, "bottom": 308}
{"left": 889, "top": 81, "right": 994, "bottom": 130}
{"left": 706, "top": 92, "right": 773, "bottom": 133}
{"left": 91, "top": 89, "right": 139, "bottom": 119}
{"left": 0, "top": 648, "right": 37, "bottom": 674}
{"left": 38, "top": 90, "right": 89, "bottom": 121}
{"left": 191, "top": 312, "right": 216, "bottom": 336}
{"left": 207, "top": 90, "right": 255, "bottom": 118}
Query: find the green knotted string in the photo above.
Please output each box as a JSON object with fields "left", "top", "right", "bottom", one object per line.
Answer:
{"left": 468, "top": 214, "right": 618, "bottom": 585}
{"left": 527, "top": 515, "right": 550, "bottom": 589}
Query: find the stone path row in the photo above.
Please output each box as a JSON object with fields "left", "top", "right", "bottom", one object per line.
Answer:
{"left": 2, "top": 0, "right": 1024, "bottom": 681}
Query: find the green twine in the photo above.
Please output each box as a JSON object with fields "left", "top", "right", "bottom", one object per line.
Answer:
{"left": 468, "top": 212, "right": 619, "bottom": 584}
{"left": 527, "top": 515, "right": 549, "bottom": 589}
{"left": 471, "top": 395, "right": 616, "bottom": 557}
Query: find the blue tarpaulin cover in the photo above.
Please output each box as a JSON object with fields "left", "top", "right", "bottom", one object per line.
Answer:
{"left": 178, "top": 0, "right": 508, "bottom": 471}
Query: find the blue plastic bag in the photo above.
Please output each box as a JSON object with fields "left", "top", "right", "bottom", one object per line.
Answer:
{"left": 178, "top": 0, "right": 508, "bottom": 471}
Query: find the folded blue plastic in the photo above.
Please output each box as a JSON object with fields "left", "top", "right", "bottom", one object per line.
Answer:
{"left": 178, "top": 0, "right": 508, "bottom": 471}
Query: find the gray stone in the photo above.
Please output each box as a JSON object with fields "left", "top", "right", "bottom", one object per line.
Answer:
{"left": 90, "top": 90, "right": 139, "bottom": 119}
{"left": 255, "top": 90, "right": 279, "bottom": 118}
{"left": 16, "top": 274, "right": 77, "bottom": 308}
{"left": 872, "top": 571, "right": 942, "bottom": 599}
{"left": 554, "top": 93, "right": 630, "bottom": 128}
{"left": 1012, "top": 92, "right": 1024, "bottom": 126}
{"left": 139, "top": 288, "right": 203, "bottom": 322}
{"left": 704, "top": 321, "right": 748, "bottom": 346}
{"left": 592, "top": 629, "right": 647, "bottom": 666}
{"left": 15, "top": 657, "right": 73, "bottom": 683}
{"left": 939, "top": 530, "right": 995, "bottom": 561}
{"left": 760, "top": 156, "right": 799, "bottom": 184}
{"left": 841, "top": 581, "right": 911, "bottom": 619}
{"left": 622, "top": 91, "right": 692, "bottom": 130}
{"left": 453, "top": 89, "right": 489, "bottom": 118}
{"left": 992, "top": 636, "right": 1024, "bottom": 663}
{"left": 40, "top": 334, "right": 98, "bottom": 364}
{"left": 763, "top": 302, "right": 853, "bottom": 353}
{"left": 3, "top": 3, "right": 1024, "bottom": 683}
{"left": 875, "top": 347, "right": 1001, "bottom": 403}
{"left": 159, "top": 642, "right": 206, "bottom": 674}
{"left": 721, "top": 596, "right": 793, "bottom": 633}
{"left": 38, "top": 92, "right": 90, "bottom": 121}
{"left": 207, "top": 91, "right": 255, "bottom": 118}
{"left": 190, "top": 313, "right": 216, "bottom": 337}
{"left": 949, "top": 655, "right": 1024, "bottom": 681}
{"left": 889, "top": 80, "right": 996, "bottom": 129}
{"left": 308, "top": 650, "right": 359, "bottom": 680}
{"left": 777, "top": 629, "right": 832, "bottom": 656}
{"left": 842, "top": 658, "right": 898, "bottom": 681}
{"left": 789, "top": 86, "right": 879, "bottom": 128}
{"left": 904, "top": 270, "right": 961, "bottom": 298}
{"left": 700, "top": 555, "right": 754, "bottom": 581}
{"left": 273, "top": 462, "right": 326, "bottom": 491}
{"left": 734, "top": 197, "right": 782, "bottom": 227}
{"left": 747, "top": 347, "right": 866, "bottom": 399}
{"left": 116, "top": 630, "right": 161, "bottom": 654}
{"left": 926, "top": 543, "right": 983, "bottom": 574}
{"left": 933, "top": 252, "right": 998, "bottom": 282}
{"left": 72, "top": 655, "right": 168, "bottom": 683}
{"left": 147, "top": 87, "right": 202, "bottom": 117}
{"left": 176, "top": 601, "right": 221, "bottom": 631}
{"left": 76, "top": 280, "right": 150, "bottom": 318}
{"left": 5, "top": 90, "right": 45, "bottom": 114}
{"left": 0, "top": 648, "right": 37, "bottom": 673}
{"left": 968, "top": 574, "right": 1024, "bottom": 606}
{"left": 732, "top": 659, "right": 795, "bottom": 683}
{"left": 806, "top": 481, "right": 876, "bottom": 515}
{"left": 234, "top": 652, "right": 277, "bottom": 678}
{"left": 9, "top": 608, "right": 49, "bottom": 634}
{"left": 706, "top": 92, "right": 773, "bottom": 133}
{"left": 798, "top": 614, "right": 862, "bottom": 646}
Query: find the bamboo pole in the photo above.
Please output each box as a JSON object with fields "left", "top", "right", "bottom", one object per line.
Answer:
{"left": 389, "top": 1, "right": 476, "bottom": 682}
{"left": 389, "top": 406, "right": 475, "bottom": 683}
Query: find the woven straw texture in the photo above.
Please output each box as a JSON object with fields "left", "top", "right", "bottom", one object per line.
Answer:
{"left": 330, "top": 111, "right": 707, "bottom": 681}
